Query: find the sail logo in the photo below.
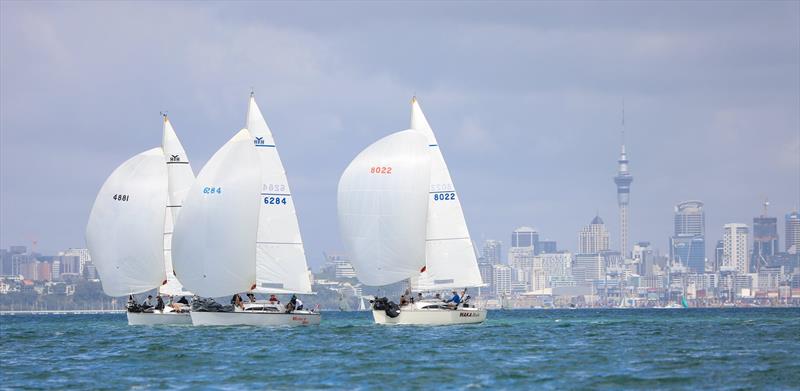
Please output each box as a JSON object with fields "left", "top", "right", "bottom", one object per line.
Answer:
{"left": 169, "top": 154, "right": 181, "bottom": 162}
{"left": 254, "top": 137, "right": 264, "bottom": 145}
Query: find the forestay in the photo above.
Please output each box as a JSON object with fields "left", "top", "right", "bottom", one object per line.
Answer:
{"left": 247, "top": 95, "right": 312, "bottom": 294}
{"left": 86, "top": 148, "right": 168, "bottom": 296}
{"left": 409, "top": 98, "right": 484, "bottom": 290}
{"left": 160, "top": 117, "right": 195, "bottom": 296}
{"left": 171, "top": 129, "right": 261, "bottom": 298}
{"left": 338, "top": 129, "right": 431, "bottom": 286}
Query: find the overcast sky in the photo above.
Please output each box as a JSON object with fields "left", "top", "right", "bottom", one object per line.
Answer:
{"left": 1, "top": 1, "right": 798, "bottom": 268}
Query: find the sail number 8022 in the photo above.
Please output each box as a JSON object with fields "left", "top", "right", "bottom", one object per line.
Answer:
{"left": 433, "top": 193, "right": 456, "bottom": 201}
{"left": 369, "top": 166, "right": 392, "bottom": 174}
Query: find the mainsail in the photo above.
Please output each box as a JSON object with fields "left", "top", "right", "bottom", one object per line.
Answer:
{"left": 247, "top": 95, "right": 312, "bottom": 294}
{"left": 409, "top": 98, "right": 483, "bottom": 290}
{"left": 337, "top": 129, "right": 431, "bottom": 286}
{"left": 171, "top": 129, "right": 262, "bottom": 298}
{"left": 86, "top": 148, "right": 168, "bottom": 296}
{"left": 160, "top": 116, "right": 195, "bottom": 296}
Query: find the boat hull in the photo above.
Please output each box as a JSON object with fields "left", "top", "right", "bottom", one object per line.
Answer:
{"left": 372, "top": 308, "right": 486, "bottom": 325}
{"left": 190, "top": 311, "right": 321, "bottom": 326}
{"left": 127, "top": 311, "right": 192, "bottom": 325}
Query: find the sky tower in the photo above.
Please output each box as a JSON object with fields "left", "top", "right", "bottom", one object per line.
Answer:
{"left": 614, "top": 108, "right": 633, "bottom": 257}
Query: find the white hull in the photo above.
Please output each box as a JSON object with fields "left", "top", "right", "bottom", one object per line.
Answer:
{"left": 372, "top": 308, "right": 486, "bottom": 325}
{"left": 127, "top": 311, "right": 192, "bottom": 325}
{"left": 191, "top": 311, "right": 321, "bottom": 326}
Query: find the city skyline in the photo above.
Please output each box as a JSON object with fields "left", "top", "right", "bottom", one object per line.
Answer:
{"left": 1, "top": 2, "right": 799, "bottom": 269}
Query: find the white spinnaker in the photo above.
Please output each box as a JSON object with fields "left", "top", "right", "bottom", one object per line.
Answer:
{"left": 338, "top": 129, "right": 431, "bottom": 286}
{"left": 86, "top": 148, "right": 168, "bottom": 296}
{"left": 247, "top": 96, "right": 312, "bottom": 294}
{"left": 171, "top": 129, "right": 261, "bottom": 298}
{"left": 409, "top": 99, "right": 483, "bottom": 290}
{"left": 160, "top": 117, "right": 195, "bottom": 296}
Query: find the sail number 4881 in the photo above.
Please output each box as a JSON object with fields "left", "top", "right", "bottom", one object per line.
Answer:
{"left": 112, "top": 194, "right": 130, "bottom": 201}
{"left": 370, "top": 166, "right": 392, "bottom": 174}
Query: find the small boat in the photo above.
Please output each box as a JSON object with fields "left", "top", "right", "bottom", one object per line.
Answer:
{"left": 87, "top": 115, "right": 196, "bottom": 325}
{"left": 171, "top": 94, "right": 319, "bottom": 326}
{"left": 338, "top": 97, "right": 486, "bottom": 325}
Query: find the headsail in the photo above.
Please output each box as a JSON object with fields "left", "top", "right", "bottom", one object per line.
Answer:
{"left": 410, "top": 98, "right": 483, "bottom": 290}
{"left": 171, "top": 129, "right": 261, "bottom": 298}
{"left": 247, "top": 95, "right": 312, "bottom": 294}
{"left": 160, "top": 116, "right": 195, "bottom": 296}
{"left": 338, "top": 129, "right": 431, "bottom": 286}
{"left": 86, "top": 148, "right": 168, "bottom": 296}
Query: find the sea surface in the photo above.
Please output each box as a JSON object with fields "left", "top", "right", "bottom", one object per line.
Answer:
{"left": 1, "top": 308, "right": 799, "bottom": 390}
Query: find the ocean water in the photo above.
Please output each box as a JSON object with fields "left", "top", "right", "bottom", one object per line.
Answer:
{"left": 1, "top": 308, "right": 799, "bottom": 390}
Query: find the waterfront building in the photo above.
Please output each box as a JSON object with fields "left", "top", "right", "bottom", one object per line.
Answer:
{"left": 714, "top": 240, "right": 724, "bottom": 273}
{"left": 786, "top": 211, "right": 800, "bottom": 254}
{"left": 478, "top": 262, "right": 495, "bottom": 294}
{"left": 575, "top": 253, "right": 605, "bottom": 282}
{"left": 481, "top": 240, "right": 502, "bottom": 265}
{"left": 492, "top": 264, "right": 512, "bottom": 296}
{"left": 632, "top": 242, "right": 654, "bottom": 276}
{"left": 723, "top": 223, "right": 750, "bottom": 274}
{"left": 614, "top": 142, "right": 633, "bottom": 257}
{"left": 753, "top": 203, "right": 779, "bottom": 272}
{"left": 538, "top": 240, "right": 557, "bottom": 254}
{"left": 579, "top": 216, "right": 610, "bottom": 254}
{"left": 62, "top": 248, "right": 91, "bottom": 274}
{"left": 670, "top": 201, "right": 706, "bottom": 273}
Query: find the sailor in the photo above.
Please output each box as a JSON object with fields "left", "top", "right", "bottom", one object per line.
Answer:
{"left": 446, "top": 290, "right": 461, "bottom": 310}
{"left": 295, "top": 297, "right": 304, "bottom": 311}
{"left": 434, "top": 293, "right": 442, "bottom": 301}
{"left": 155, "top": 295, "right": 165, "bottom": 313}
{"left": 143, "top": 295, "right": 154, "bottom": 309}
{"left": 177, "top": 296, "right": 189, "bottom": 305}
{"left": 268, "top": 294, "right": 280, "bottom": 304}
{"left": 417, "top": 293, "right": 423, "bottom": 302}
{"left": 247, "top": 293, "right": 257, "bottom": 303}
{"left": 286, "top": 294, "right": 298, "bottom": 312}
{"left": 231, "top": 294, "right": 244, "bottom": 310}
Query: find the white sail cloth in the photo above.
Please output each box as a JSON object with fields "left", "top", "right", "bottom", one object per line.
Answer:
{"left": 160, "top": 117, "right": 195, "bottom": 296}
{"left": 247, "top": 96, "right": 313, "bottom": 294}
{"left": 338, "top": 129, "right": 431, "bottom": 286}
{"left": 171, "top": 129, "right": 261, "bottom": 298}
{"left": 409, "top": 99, "right": 483, "bottom": 290}
{"left": 86, "top": 148, "right": 169, "bottom": 296}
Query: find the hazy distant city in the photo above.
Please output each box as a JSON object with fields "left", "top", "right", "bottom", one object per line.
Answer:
{"left": 4, "top": 140, "right": 798, "bottom": 311}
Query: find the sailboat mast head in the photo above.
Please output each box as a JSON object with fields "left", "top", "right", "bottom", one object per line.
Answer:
{"left": 409, "top": 96, "right": 438, "bottom": 145}
{"left": 246, "top": 92, "right": 275, "bottom": 144}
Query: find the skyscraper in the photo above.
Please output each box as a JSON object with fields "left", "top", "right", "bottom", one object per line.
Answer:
{"left": 511, "top": 227, "right": 538, "bottom": 249}
{"left": 786, "top": 211, "right": 800, "bottom": 254}
{"left": 723, "top": 223, "right": 750, "bottom": 274}
{"left": 481, "top": 240, "right": 502, "bottom": 265}
{"left": 752, "top": 202, "right": 778, "bottom": 272}
{"left": 579, "top": 216, "right": 610, "bottom": 254}
{"left": 670, "top": 201, "right": 706, "bottom": 273}
{"left": 614, "top": 143, "right": 633, "bottom": 257}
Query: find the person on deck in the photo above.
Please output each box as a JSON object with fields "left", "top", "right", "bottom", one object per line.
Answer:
{"left": 295, "top": 297, "right": 304, "bottom": 311}
{"left": 286, "top": 295, "right": 297, "bottom": 313}
{"left": 446, "top": 290, "right": 461, "bottom": 310}
{"left": 231, "top": 294, "right": 244, "bottom": 310}
{"left": 143, "top": 295, "right": 153, "bottom": 309}
{"left": 247, "top": 293, "right": 257, "bottom": 303}
{"left": 155, "top": 295, "right": 165, "bottom": 313}
{"left": 268, "top": 294, "right": 280, "bottom": 304}
{"left": 177, "top": 296, "right": 189, "bottom": 305}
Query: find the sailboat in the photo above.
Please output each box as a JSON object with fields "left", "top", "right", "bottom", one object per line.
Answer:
{"left": 338, "top": 98, "right": 487, "bottom": 325}
{"left": 171, "top": 94, "right": 319, "bottom": 326}
{"left": 86, "top": 115, "right": 195, "bottom": 325}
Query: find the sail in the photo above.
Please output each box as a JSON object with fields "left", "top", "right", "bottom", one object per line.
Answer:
{"left": 410, "top": 98, "right": 484, "bottom": 290}
{"left": 160, "top": 116, "right": 195, "bottom": 296}
{"left": 338, "top": 129, "right": 431, "bottom": 286}
{"left": 171, "top": 129, "right": 261, "bottom": 298}
{"left": 247, "top": 95, "right": 312, "bottom": 294}
{"left": 86, "top": 148, "right": 168, "bottom": 296}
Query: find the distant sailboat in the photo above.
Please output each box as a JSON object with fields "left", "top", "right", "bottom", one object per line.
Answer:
{"left": 171, "top": 94, "right": 319, "bottom": 326}
{"left": 86, "top": 115, "right": 195, "bottom": 325}
{"left": 338, "top": 98, "right": 486, "bottom": 325}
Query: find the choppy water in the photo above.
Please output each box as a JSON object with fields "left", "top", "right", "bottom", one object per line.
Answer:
{"left": 1, "top": 308, "right": 799, "bottom": 390}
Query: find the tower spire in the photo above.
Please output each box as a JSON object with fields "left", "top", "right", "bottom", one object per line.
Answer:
{"left": 614, "top": 100, "right": 633, "bottom": 258}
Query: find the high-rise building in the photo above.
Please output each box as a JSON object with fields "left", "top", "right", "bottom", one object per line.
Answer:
{"left": 723, "top": 223, "right": 749, "bottom": 274}
{"left": 538, "top": 240, "right": 557, "bottom": 254}
{"left": 786, "top": 211, "right": 800, "bottom": 254}
{"left": 632, "top": 241, "right": 654, "bottom": 276}
{"left": 614, "top": 142, "right": 633, "bottom": 257}
{"left": 579, "top": 216, "right": 610, "bottom": 254}
{"left": 574, "top": 253, "right": 605, "bottom": 282}
{"left": 62, "top": 248, "right": 91, "bottom": 274}
{"left": 478, "top": 262, "right": 495, "bottom": 294}
{"left": 511, "top": 227, "right": 538, "bottom": 251}
{"left": 492, "top": 264, "right": 512, "bottom": 296}
{"left": 481, "top": 240, "right": 502, "bottom": 265}
{"left": 670, "top": 201, "right": 706, "bottom": 273}
{"left": 752, "top": 202, "right": 778, "bottom": 272}
{"left": 714, "top": 240, "right": 724, "bottom": 272}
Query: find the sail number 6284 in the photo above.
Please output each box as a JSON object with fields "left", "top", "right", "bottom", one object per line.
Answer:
{"left": 370, "top": 166, "right": 392, "bottom": 174}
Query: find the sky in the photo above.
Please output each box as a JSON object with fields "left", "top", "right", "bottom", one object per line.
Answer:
{"left": 1, "top": 1, "right": 798, "bottom": 269}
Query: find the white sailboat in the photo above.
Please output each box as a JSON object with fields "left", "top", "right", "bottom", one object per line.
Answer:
{"left": 337, "top": 98, "right": 487, "bottom": 325}
{"left": 172, "top": 94, "right": 319, "bottom": 326}
{"left": 86, "top": 115, "right": 195, "bottom": 325}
